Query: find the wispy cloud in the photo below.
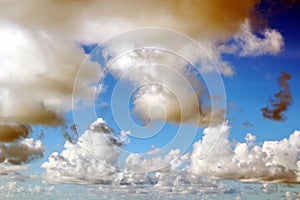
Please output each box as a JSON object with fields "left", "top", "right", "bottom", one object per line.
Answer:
{"left": 261, "top": 72, "right": 292, "bottom": 121}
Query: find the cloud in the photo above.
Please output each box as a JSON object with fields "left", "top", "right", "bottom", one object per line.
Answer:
{"left": 0, "top": 138, "right": 43, "bottom": 165}
{"left": 41, "top": 118, "right": 129, "bottom": 184}
{"left": 0, "top": 24, "right": 100, "bottom": 151}
{"left": 220, "top": 20, "right": 284, "bottom": 57}
{"left": 0, "top": 0, "right": 261, "bottom": 134}
{"left": 124, "top": 149, "right": 188, "bottom": 174}
{"left": 261, "top": 72, "right": 292, "bottom": 121}
{"left": 0, "top": 124, "right": 31, "bottom": 142}
{"left": 0, "top": 0, "right": 259, "bottom": 42}
{"left": 108, "top": 49, "right": 225, "bottom": 126}
{"left": 43, "top": 119, "right": 300, "bottom": 190}
{"left": 0, "top": 163, "right": 28, "bottom": 174}
{"left": 42, "top": 119, "right": 225, "bottom": 194}
{"left": 0, "top": 25, "right": 100, "bottom": 126}
{"left": 189, "top": 122, "right": 300, "bottom": 183}
{"left": 0, "top": 0, "right": 287, "bottom": 179}
{"left": 0, "top": 181, "right": 54, "bottom": 197}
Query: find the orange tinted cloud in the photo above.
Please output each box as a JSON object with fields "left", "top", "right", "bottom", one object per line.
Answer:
{"left": 261, "top": 72, "right": 292, "bottom": 121}
{"left": 0, "top": 124, "right": 31, "bottom": 142}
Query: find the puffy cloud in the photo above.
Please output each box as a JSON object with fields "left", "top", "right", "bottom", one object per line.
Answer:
{"left": 0, "top": 0, "right": 259, "bottom": 42}
{"left": 117, "top": 149, "right": 225, "bottom": 194}
{"left": 0, "top": 0, "right": 260, "bottom": 128}
{"left": 0, "top": 138, "right": 43, "bottom": 165}
{"left": 0, "top": 124, "right": 31, "bottom": 142}
{"left": 108, "top": 48, "right": 225, "bottom": 127}
{"left": 0, "top": 181, "right": 55, "bottom": 197}
{"left": 42, "top": 119, "right": 227, "bottom": 194}
{"left": 125, "top": 149, "right": 184, "bottom": 173}
{"left": 43, "top": 118, "right": 300, "bottom": 192}
{"left": 0, "top": 0, "right": 261, "bottom": 136}
{"left": 0, "top": 25, "right": 100, "bottom": 127}
{"left": 0, "top": 24, "right": 100, "bottom": 155}
{"left": 188, "top": 123, "right": 300, "bottom": 183}
{"left": 0, "top": 0, "right": 289, "bottom": 185}
{"left": 41, "top": 118, "right": 129, "bottom": 184}
{"left": 220, "top": 20, "right": 284, "bottom": 57}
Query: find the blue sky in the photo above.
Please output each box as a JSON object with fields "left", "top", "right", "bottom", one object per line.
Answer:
{"left": 224, "top": 4, "right": 300, "bottom": 143}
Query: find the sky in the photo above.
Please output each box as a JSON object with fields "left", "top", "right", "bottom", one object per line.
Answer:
{"left": 0, "top": 0, "right": 300, "bottom": 199}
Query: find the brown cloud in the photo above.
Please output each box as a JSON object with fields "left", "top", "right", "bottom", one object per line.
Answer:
{"left": 0, "top": 0, "right": 259, "bottom": 41}
{"left": 0, "top": 124, "right": 31, "bottom": 142}
{"left": 0, "top": 0, "right": 261, "bottom": 131}
{"left": 0, "top": 139, "right": 43, "bottom": 165}
{"left": 261, "top": 72, "right": 292, "bottom": 121}
{"left": 0, "top": 0, "right": 264, "bottom": 169}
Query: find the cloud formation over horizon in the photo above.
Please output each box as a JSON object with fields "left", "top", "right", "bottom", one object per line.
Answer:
{"left": 41, "top": 118, "right": 129, "bottom": 184}
{"left": 42, "top": 119, "right": 300, "bottom": 190}
{"left": 0, "top": 0, "right": 290, "bottom": 191}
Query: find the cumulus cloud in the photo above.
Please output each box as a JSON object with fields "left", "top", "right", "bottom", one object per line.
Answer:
{"left": 41, "top": 119, "right": 225, "bottom": 194}
{"left": 0, "top": 0, "right": 260, "bottom": 160}
{"left": 188, "top": 122, "right": 300, "bottom": 183}
{"left": 0, "top": 25, "right": 100, "bottom": 127}
{"left": 0, "top": 0, "right": 263, "bottom": 140}
{"left": 43, "top": 119, "right": 300, "bottom": 190}
{"left": 261, "top": 72, "right": 292, "bottom": 121}
{"left": 0, "top": 27, "right": 96, "bottom": 174}
{"left": 220, "top": 20, "right": 284, "bottom": 57}
{"left": 0, "top": 0, "right": 289, "bottom": 185}
{"left": 41, "top": 118, "right": 129, "bottom": 184}
{"left": 0, "top": 24, "right": 100, "bottom": 161}
{"left": 108, "top": 48, "right": 225, "bottom": 126}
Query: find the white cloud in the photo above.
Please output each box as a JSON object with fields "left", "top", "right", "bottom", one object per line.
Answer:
{"left": 0, "top": 181, "right": 55, "bottom": 197}
{"left": 0, "top": 0, "right": 293, "bottom": 192}
{"left": 188, "top": 123, "right": 300, "bottom": 183}
{"left": 0, "top": 1, "right": 258, "bottom": 164}
{"left": 0, "top": 163, "right": 28, "bottom": 174}
{"left": 220, "top": 20, "right": 284, "bottom": 57}
{"left": 107, "top": 48, "right": 226, "bottom": 127}
{"left": 42, "top": 119, "right": 228, "bottom": 194}
{"left": 42, "top": 119, "right": 300, "bottom": 195}
{"left": 41, "top": 118, "right": 128, "bottom": 184}
{"left": 0, "top": 25, "right": 100, "bottom": 127}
